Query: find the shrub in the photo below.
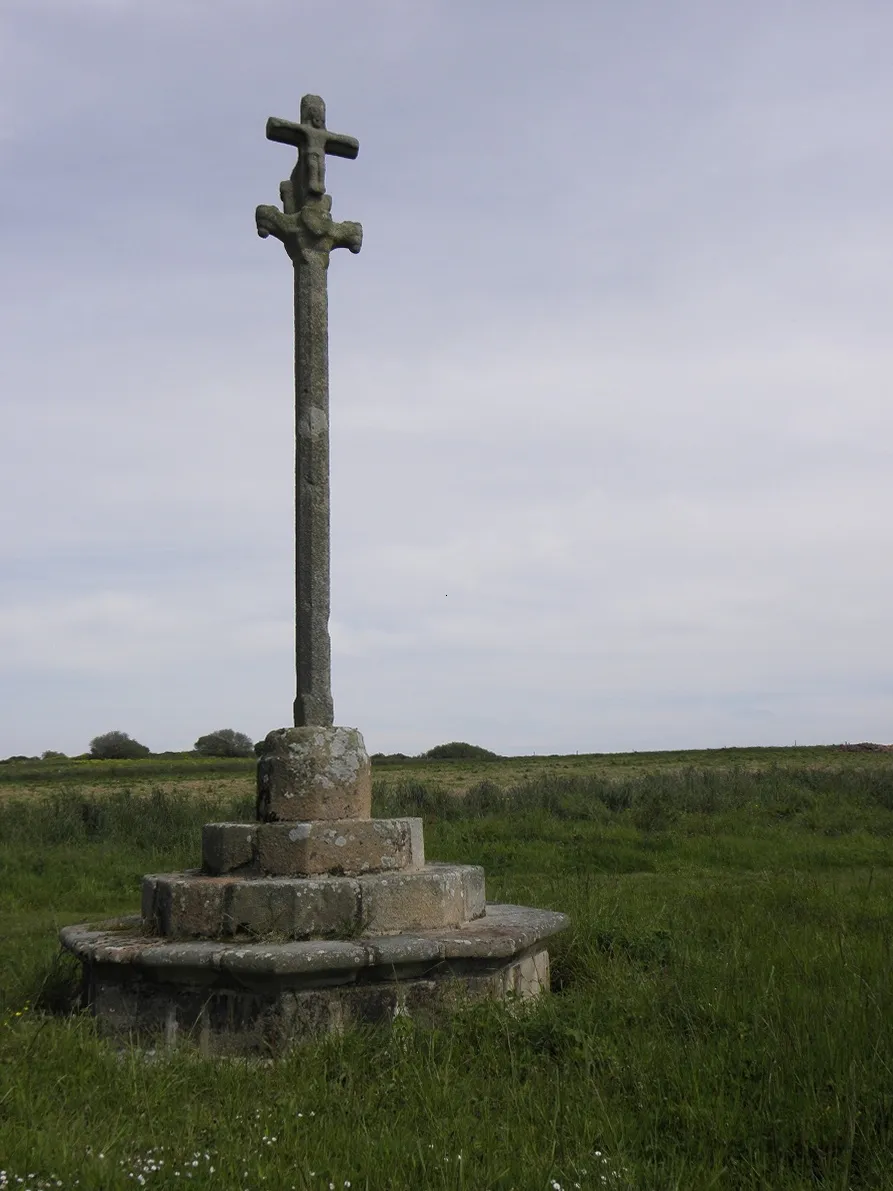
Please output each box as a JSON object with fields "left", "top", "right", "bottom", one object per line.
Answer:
{"left": 194, "top": 729, "right": 254, "bottom": 758}
{"left": 89, "top": 731, "right": 151, "bottom": 760}
{"left": 421, "top": 741, "right": 500, "bottom": 760}
{"left": 41, "top": 750, "right": 67, "bottom": 761}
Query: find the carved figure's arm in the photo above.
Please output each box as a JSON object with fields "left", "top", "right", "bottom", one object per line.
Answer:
{"left": 324, "top": 133, "right": 360, "bottom": 161}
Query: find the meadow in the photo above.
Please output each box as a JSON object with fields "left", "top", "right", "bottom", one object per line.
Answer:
{"left": 1, "top": 746, "right": 892, "bottom": 1189}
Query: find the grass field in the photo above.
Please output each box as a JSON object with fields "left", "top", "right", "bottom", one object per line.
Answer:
{"left": 1, "top": 747, "right": 892, "bottom": 1189}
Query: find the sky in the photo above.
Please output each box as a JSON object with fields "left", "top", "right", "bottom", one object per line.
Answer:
{"left": 1, "top": 0, "right": 892, "bottom": 758}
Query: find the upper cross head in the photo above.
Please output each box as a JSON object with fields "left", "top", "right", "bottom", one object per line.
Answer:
{"left": 301, "top": 93, "right": 326, "bottom": 131}
{"left": 265, "top": 93, "right": 359, "bottom": 204}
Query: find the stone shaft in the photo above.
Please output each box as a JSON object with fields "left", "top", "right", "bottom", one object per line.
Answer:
{"left": 255, "top": 95, "right": 362, "bottom": 729}
{"left": 294, "top": 253, "right": 333, "bottom": 727}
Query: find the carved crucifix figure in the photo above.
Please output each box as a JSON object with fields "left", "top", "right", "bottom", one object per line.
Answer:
{"left": 256, "top": 95, "right": 362, "bottom": 728}
{"left": 266, "top": 93, "right": 359, "bottom": 205}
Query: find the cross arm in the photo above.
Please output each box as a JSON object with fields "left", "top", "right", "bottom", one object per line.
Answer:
{"left": 299, "top": 201, "right": 363, "bottom": 254}
{"left": 265, "top": 116, "right": 306, "bottom": 148}
{"left": 323, "top": 133, "right": 359, "bottom": 160}
{"left": 329, "top": 217, "right": 362, "bottom": 254}
{"left": 255, "top": 203, "right": 292, "bottom": 243}
{"left": 255, "top": 198, "right": 362, "bottom": 258}
{"left": 264, "top": 117, "right": 359, "bottom": 160}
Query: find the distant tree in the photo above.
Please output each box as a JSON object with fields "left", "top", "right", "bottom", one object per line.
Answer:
{"left": 89, "top": 731, "right": 151, "bottom": 760}
{"left": 421, "top": 742, "right": 500, "bottom": 761}
{"left": 41, "top": 750, "right": 67, "bottom": 760}
{"left": 194, "top": 729, "right": 254, "bottom": 758}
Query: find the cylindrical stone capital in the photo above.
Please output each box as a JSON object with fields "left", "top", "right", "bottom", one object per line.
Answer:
{"left": 256, "top": 726, "right": 371, "bottom": 822}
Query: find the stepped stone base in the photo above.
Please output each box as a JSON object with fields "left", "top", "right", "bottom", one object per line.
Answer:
{"left": 202, "top": 817, "right": 424, "bottom": 877}
{"left": 59, "top": 721, "right": 570, "bottom": 1053}
{"left": 60, "top": 904, "right": 567, "bottom": 1056}
{"left": 142, "top": 862, "right": 484, "bottom": 939}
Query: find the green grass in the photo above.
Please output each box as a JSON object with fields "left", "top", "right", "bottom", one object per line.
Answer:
{"left": 0, "top": 753, "right": 256, "bottom": 786}
{"left": 1, "top": 752, "right": 892, "bottom": 1189}
{"left": 2, "top": 742, "right": 888, "bottom": 796}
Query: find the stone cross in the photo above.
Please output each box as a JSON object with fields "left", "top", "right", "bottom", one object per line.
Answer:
{"left": 265, "top": 93, "right": 359, "bottom": 205}
{"left": 255, "top": 95, "right": 362, "bottom": 728}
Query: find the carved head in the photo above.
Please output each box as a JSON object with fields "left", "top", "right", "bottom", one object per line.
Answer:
{"left": 301, "top": 94, "right": 326, "bottom": 130}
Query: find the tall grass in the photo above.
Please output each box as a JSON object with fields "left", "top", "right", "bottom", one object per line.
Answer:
{"left": 377, "top": 763, "right": 893, "bottom": 830}
{"left": 0, "top": 755, "right": 254, "bottom": 786}
{"left": 1, "top": 763, "right": 892, "bottom": 1188}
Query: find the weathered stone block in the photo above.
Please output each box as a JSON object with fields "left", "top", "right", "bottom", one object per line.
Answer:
{"left": 141, "top": 875, "right": 158, "bottom": 928}
{"left": 148, "top": 873, "right": 229, "bottom": 938}
{"left": 511, "top": 947, "right": 550, "bottom": 998}
{"left": 255, "top": 817, "right": 424, "bottom": 876}
{"left": 292, "top": 877, "right": 360, "bottom": 938}
{"left": 256, "top": 726, "right": 372, "bottom": 822}
{"left": 225, "top": 876, "right": 359, "bottom": 939}
{"left": 143, "top": 863, "right": 485, "bottom": 940}
{"left": 358, "top": 865, "right": 485, "bottom": 934}
{"left": 225, "top": 879, "right": 296, "bottom": 938}
{"left": 202, "top": 823, "right": 258, "bottom": 874}
{"left": 460, "top": 864, "right": 486, "bottom": 920}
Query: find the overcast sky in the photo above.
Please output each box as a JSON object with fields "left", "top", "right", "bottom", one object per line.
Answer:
{"left": 1, "top": 0, "right": 892, "bottom": 758}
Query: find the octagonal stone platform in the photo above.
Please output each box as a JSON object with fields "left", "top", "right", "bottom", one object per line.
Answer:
{"left": 61, "top": 904, "right": 568, "bottom": 1056}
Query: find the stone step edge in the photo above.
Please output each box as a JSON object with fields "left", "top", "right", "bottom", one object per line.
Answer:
{"left": 61, "top": 903, "right": 570, "bottom": 972}
{"left": 202, "top": 817, "right": 424, "bottom": 877}
{"left": 142, "top": 862, "right": 485, "bottom": 940}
